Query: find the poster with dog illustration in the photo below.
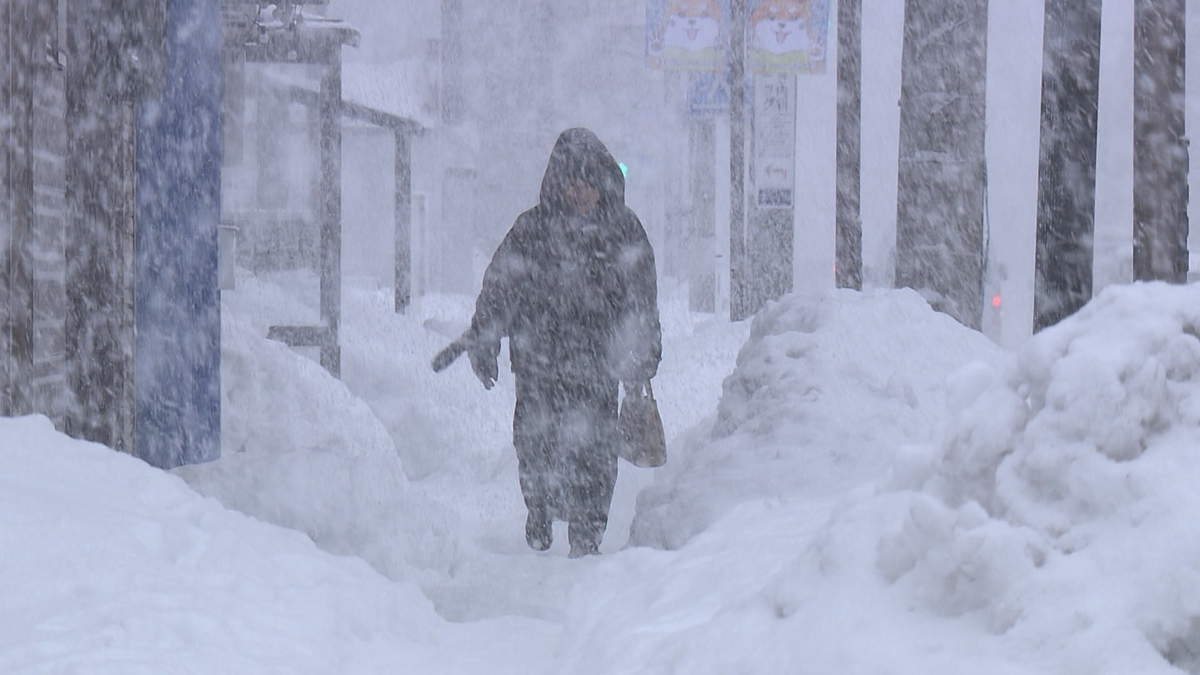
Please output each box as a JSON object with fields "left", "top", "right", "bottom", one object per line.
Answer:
{"left": 746, "top": 0, "right": 829, "bottom": 74}
{"left": 646, "top": 0, "right": 729, "bottom": 71}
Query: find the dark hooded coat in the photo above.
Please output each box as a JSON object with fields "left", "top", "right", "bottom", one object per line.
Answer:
{"left": 467, "top": 128, "right": 662, "bottom": 549}
{"left": 468, "top": 128, "right": 661, "bottom": 384}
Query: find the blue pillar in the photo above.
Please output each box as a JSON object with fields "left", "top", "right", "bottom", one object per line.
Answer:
{"left": 134, "top": 0, "right": 221, "bottom": 469}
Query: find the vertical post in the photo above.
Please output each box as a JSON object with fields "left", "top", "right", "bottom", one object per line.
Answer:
{"left": 729, "top": 0, "right": 749, "bottom": 321}
{"left": 26, "top": 0, "right": 68, "bottom": 424}
{"left": 746, "top": 74, "right": 796, "bottom": 312}
{"left": 134, "top": 0, "right": 221, "bottom": 468}
{"left": 66, "top": 0, "right": 135, "bottom": 449}
{"left": 689, "top": 116, "right": 717, "bottom": 313}
{"left": 895, "top": 0, "right": 989, "bottom": 330}
{"left": 254, "top": 82, "right": 287, "bottom": 210}
{"left": 836, "top": 0, "right": 863, "bottom": 290}
{"left": 439, "top": 0, "right": 464, "bottom": 126}
{"left": 117, "top": 99, "right": 136, "bottom": 457}
{"left": 714, "top": 117, "right": 732, "bottom": 315}
{"left": 1132, "top": 0, "right": 1187, "bottom": 283}
{"left": 1, "top": 0, "right": 36, "bottom": 417}
{"left": 318, "top": 51, "right": 342, "bottom": 376}
{"left": 1033, "top": 0, "right": 1103, "bottom": 331}
{"left": 221, "top": 48, "right": 245, "bottom": 167}
{"left": 413, "top": 192, "right": 427, "bottom": 301}
{"left": 0, "top": 1, "right": 13, "bottom": 416}
{"left": 394, "top": 129, "right": 412, "bottom": 313}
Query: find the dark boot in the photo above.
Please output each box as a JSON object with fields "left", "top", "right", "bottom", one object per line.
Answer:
{"left": 567, "top": 519, "right": 602, "bottom": 558}
{"left": 525, "top": 508, "right": 552, "bottom": 551}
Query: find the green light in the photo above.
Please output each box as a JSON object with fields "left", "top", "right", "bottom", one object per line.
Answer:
{"left": 618, "top": 162, "right": 628, "bottom": 177}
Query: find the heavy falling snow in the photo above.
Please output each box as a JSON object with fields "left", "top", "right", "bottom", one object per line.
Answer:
{"left": 5, "top": 0, "right": 1200, "bottom": 673}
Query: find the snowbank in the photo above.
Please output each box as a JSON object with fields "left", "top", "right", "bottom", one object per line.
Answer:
{"left": 582, "top": 282, "right": 1200, "bottom": 675}
{"left": 175, "top": 309, "right": 462, "bottom": 580}
{"left": 0, "top": 416, "right": 544, "bottom": 675}
{"left": 630, "top": 287, "right": 1008, "bottom": 549}
{"left": 843, "top": 281, "right": 1200, "bottom": 674}
{"left": 16, "top": 268, "right": 1200, "bottom": 674}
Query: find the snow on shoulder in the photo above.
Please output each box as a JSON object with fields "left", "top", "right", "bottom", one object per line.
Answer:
{"left": 630, "top": 287, "right": 1007, "bottom": 550}
{"left": 847, "top": 281, "right": 1200, "bottom": 674}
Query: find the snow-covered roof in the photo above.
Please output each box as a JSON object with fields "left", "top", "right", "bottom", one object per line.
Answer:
{"left": 290, "top": 16, "right": 361, "bottom": 49}
{"left": 224, "top": 9, "right": 361, "bottom": 63}
{"left": 254, "top": 61, "right": 429, "bottom": 133}
{"left": 341, "top": 61, "right": 436, "bottom": 131}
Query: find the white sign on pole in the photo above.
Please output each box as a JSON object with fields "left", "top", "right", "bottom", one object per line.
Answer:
{"left": 753, "top": 74, "right": 796, "bottom": 207}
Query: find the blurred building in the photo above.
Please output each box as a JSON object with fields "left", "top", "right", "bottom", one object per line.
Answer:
{"left": 447, "top": 1, "right": 689, "bottom": 295}
{"left": 221, "top": 0, "right": 425, "bottom": 374}
{"left": 323, "top": 0, "right": 693, "bottom": 303}
{"left": 4, "top": 0, "right": 429, "bottom": 467}
{"left": 2, "top": 0, "right": 221, "bottom": 469}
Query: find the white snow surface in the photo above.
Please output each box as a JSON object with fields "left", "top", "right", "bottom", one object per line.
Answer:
{"left": 6, "top": 276, "right": 1200, "bottom": 674}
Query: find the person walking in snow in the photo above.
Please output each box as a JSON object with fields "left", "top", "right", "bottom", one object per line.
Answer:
{"left": 441, "top": 128, "right": 661, "bottom": 557}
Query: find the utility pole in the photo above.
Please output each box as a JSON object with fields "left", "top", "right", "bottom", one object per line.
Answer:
{"left": 894, "top": 0, "right": 989, "bottom": 330}
{"left": 729, "top": 0, "right": 749, "bottom": 321}
{"left": 836, "top": 0, "right": 863, "bottom": 290}
{"left": 1033, "top": 0, "right": 1103, "bottom": 331}
{"left": 1132, "top": 0, "right": 1187, "bottom": 284}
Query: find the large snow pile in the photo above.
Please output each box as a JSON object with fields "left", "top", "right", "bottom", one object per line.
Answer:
{"left": 601, "top": 282, "right": 1200, "bottom": 675}
{"left": 630, "top": 287, "right": 1008, "bottom": 549}
{"left": 0, "top": 416, "right": 542, "bottom": 675}
{"left": 859, "top": 281, "right": 1200, "bottom": 673}
{"left": 176, "top": 299, "right": 464, "bottom": 582}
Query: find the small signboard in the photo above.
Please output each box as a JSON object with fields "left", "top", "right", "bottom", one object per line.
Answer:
{"left": 753, "top": 74, "right": 796, "bottom": 208}
{"left": 687, "top": 72, "right": 731, "bottom": 119}
{"left": 746, "top": 0, "right": 830, "bottom": 75}
{"left": 646, "top": 0, "right": 730, "bottom": 72}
